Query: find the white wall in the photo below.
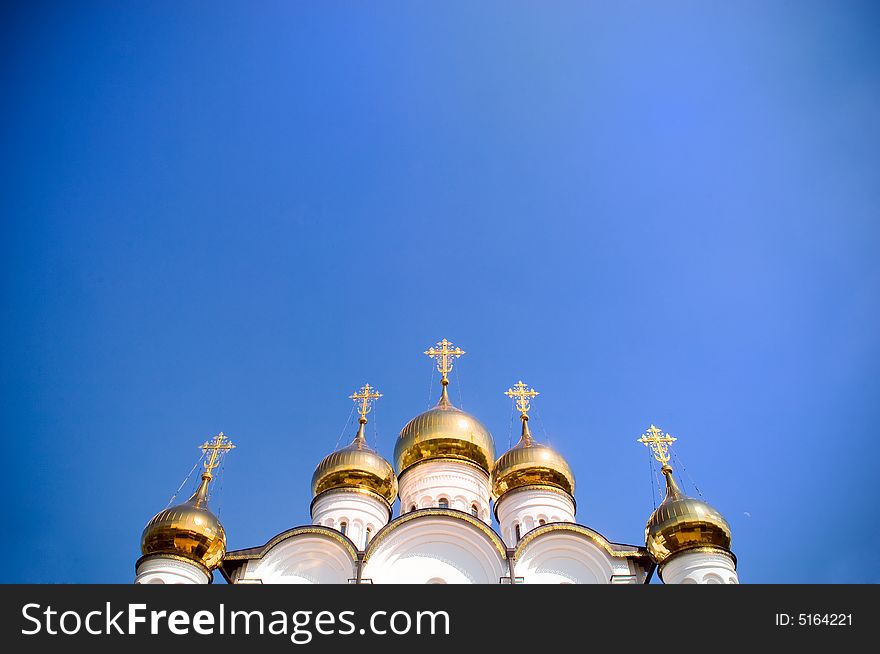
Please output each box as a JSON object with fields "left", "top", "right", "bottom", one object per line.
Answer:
{"left": 495, "top": 487, "right": 576, "bottom": 547}
{"left": 397, "top": 460, "right": 491, "bottom": 523}
{"left": 135, "top": 556, "right": 211, "bottom": 584}
{"left": 660, "top": 549, "right": 738, "bottom": 584}
{"left": 311, "top": 489, "right": 390, "bottom": 550}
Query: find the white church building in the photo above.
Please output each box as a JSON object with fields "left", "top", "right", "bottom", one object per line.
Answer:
{"left": 136, "top": 339, "right": 738, "bottom": 585}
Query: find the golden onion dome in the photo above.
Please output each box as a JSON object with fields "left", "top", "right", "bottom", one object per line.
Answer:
{"left": 394, "top": 383, "right": 495, "bottom": 474}
{"left": 312, "top": 419, "right": 398, "bottom": 506}
{"left": 141, "top": 475, "right": 226, "bottom": 570}
{"left": 491, "top": 415, "right": 575, "bottom": 501}
{"left": 646, "top": 466, "right": 732, "bottom": 565}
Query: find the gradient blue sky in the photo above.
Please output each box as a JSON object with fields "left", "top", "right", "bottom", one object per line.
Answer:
{"left": 2, "top": 1, "right": 878, "bottom": 583}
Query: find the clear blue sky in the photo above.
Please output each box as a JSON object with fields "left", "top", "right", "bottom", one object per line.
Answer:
{"left": 2, "top": 2, "right": 878, "bottom": 583}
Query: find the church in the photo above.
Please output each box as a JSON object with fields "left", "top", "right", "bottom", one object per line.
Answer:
{"left": 136, "top": 339, "right": 738, "bottom": 585}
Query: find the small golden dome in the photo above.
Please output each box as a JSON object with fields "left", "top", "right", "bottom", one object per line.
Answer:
{"left": 312, "top": 420, "right": 398, "bottom": 505}
{"left": 646, "top": 466, "right": 732, "bottom": 564}
{"left": 141, "top": 476, "right": 226, "bottom": 570}
{"left": 394, "top": 383, "right": 495, "bottom": 474}
{"left": 491, "top": 416, "right": 575, "bottom": 500}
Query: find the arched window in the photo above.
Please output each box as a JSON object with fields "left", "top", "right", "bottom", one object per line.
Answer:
{"left": 539, "top": 519, "right": 546, "bottom": 526}
{"left": 365, "top": 527, "right": 372, "bottom": 544}
{"left": 515, "top": 524, "right": 521, "bottom": 542}
{"left": 339, "top": 521, "right": 347, "bottom": 535}
{"left": 471, "top": 504, "right": 479, "bottom": 518}
{"left": 410, "top": 505, "right": 417, "bottom": 513}
{"left": 438, "top": 498, "right": 449, "bottom": 509}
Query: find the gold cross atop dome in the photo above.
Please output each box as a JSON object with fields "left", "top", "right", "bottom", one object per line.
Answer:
{"left": 424, "top": 338, "right": 465, "bottom": 384}
{"left": 350, "top": 383, "right": 382, "bottom": 424}
{"left": 505, "top": 380, "right": 540, "bottom": 418}
{"left": 199, "top": 432, "right": 235, "bottom": 480}
{"left": 638, "top": 424, "right": 677, "bottom": 469}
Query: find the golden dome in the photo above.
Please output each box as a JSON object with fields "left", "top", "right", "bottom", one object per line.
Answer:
{"left": 141, "top": 476, "right": 226, "bottom": 570}
{"left": 394, "top": 383, "right": 495, "bottom": 474}
{"left": 491, "top": 416, "right": 575, "bottom": 500}
{"left": 312, "top": 420, "right": 398, "bottom": 506}
{"left": 646, "top": 466, "right": 732, "bottom": 564}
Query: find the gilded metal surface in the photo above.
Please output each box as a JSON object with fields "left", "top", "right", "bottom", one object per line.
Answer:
{"left": 312, "top": 383, "right": 398, "bottom": 504}
{"left": 513, "top": 522, "right": 651, "bottom": 561}
{"left": 140, "top": 481, "right": 227, "bottom": 569}
{"left": 349, "top": 383, "right": 382, "bottom": 420}
{"left": 424, "top": 338, "right": 465, "bottom": 381}
{"left": 646, "top": 469, "right": 732, "bottom": 564}
{"left": 311, "top": 439, "right": 398, "bottom": 504}
{"left": 504, "top": 381, "right": 539, "bottom": 416}
{"left": 394, "top": 401, "right": 495, "bottom": 473}
{"left": 491, "top": 398, "right": 574, "bottom": 500}
{"left": 491, "top": 437, "right": 575, "bottom": 500}
{"left": 141, "top": 432, "right": 234, "bottom": 570}
{"left": 637, "top": 424, "right": 676, "bottom": 467}
{"left": 363, "top": 508, "right": 508, "bottom": 562}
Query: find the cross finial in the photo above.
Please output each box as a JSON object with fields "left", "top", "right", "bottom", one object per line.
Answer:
{"left": 424, "top": 338, "right": 465, "bottom": 385}
{"left": 505, "top": 380, "right": 540, "bottom": 418}
{"left": 199, "top": 432, "right": 235, "bottom": 480}
{"left": 349, "top": 383, "right": 382, "bottom": 424}
{"left": 638, "top": 424, "right": 677, "bottom": 469}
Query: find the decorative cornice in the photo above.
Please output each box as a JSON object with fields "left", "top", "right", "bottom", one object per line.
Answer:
{"left": 363, "top": 508, "right": 507, "bottom": 562}
{"left": 659, "top": 545, "right": 737, "bottom": 576}
{"left": 223, "top": 525, "right": 359, "bottom": 563}
{"left": 513, "top": 523, "right": 651, "bottom": 561}
{"left": 398, "top": 457, "right": 491, "bottom": 483}
{"left": 493, "top": 484, "right": 577, "bottom": 522}
{"left": 136, "top": 553, "right": 213, "bottom": 581}
{"left": 309, "top": 487, "right": 393, "bottom": 520}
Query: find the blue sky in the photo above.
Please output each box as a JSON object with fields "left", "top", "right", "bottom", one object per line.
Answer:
{"left": 2, "top": 1, "right": 878, "bottom": 583}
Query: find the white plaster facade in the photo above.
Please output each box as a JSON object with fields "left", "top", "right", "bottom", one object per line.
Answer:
{"left": 659, "top": 548, "right": 739, "bottom": 585}
{"left": 135, "top": 555, "right": 211, "bottom": 585}
{"left": 495, "top": 486, "right": 576, "bottom": 547}
{"left": 397, "top": 460, "right": 492, "bottom": 523}
{"left": 310, "top": 488, "right": 391, "bottom": 550}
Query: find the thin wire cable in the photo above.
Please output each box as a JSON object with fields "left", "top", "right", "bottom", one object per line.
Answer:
{"left": 167, "top": 452, "right": 204, "bottom": 507}
{"left": 648, "top": 455, "right": 657, "bottom": 510}
{"left": 214, "top": 458, "right": 226, "bottom": 517}
{"left": 533, "top": 406, "right": 550, "bottom": 446}
{"left": 334, "top": 404, "right": 356, "bottom": 451}
{"left": 372, "top": 406, "right": 380, "bottom": 449}
{"left": 454, "top": 365, "right": 463, "bottom": 408}
{"left": 507, "top": 405, "right": 515, "bottom": 449}
{"left": 671, "top": 449, "right": 704, "bottom": 498}
{"left": 427, "top": 367, "right": 435, "bottom": 408}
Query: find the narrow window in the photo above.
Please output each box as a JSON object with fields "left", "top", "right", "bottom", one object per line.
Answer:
{"left": 410, "top": 504, "right": 417, "bottom": 513}
{"left": 539, "top": 519, "right": 546, "bottom": 526}
{"left": 365, "top": 527, "right": 372, "bottom": 544}
{"left": 515, "top": 524, "right": 521, "bottom": 542}
{"left": 471, "top": 504, "right": 479, "bottom": 518}
{"left": 438, "top": 498, "right": 449, "bottom": 509}
{"left": 340, "top": 521, "right": 347, "bottom": 535}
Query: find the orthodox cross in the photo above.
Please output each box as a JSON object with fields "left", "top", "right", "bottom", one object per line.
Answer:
{"left": 424, "top": 338, "right": 465, "bottom": 383}
{"left": 199, "top": 432, "right": 235, "bottom": 480}
{"left": 505, "top": 380, "right": 540, "bottom": 418}
{"left": 350, "top": 383, "right": 382, "bottom": 423}
{"left": 638, "top": 424, "right": 677, "bottom": 468}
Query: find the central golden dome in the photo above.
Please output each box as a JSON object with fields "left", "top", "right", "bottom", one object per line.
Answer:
{"left": 312, "top": 422, "right": 398, "bottom": 506}
{"left": 646, "top": 466, "right": 732, "bottom": 564}
{"left": 141, "top": 476, "right": 226, "bottom": 570}
{"left": 394, "top": 384, "right": 495, "bottom": 473}
{"left": 491, "top": 417, "right": 575, "bottom": 500}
